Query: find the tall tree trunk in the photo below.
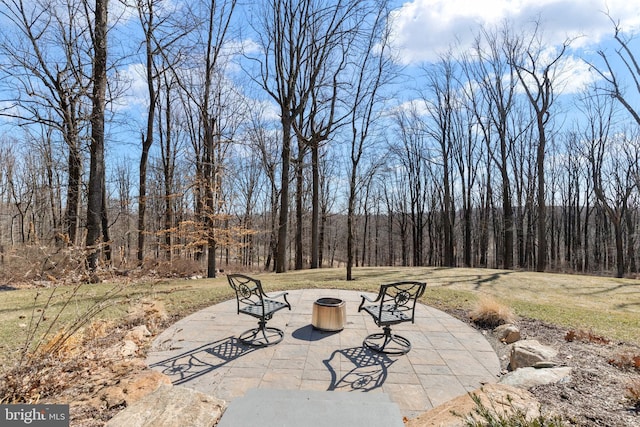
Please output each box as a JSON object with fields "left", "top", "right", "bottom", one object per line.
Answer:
{"left": 162, "top": 83, "right": 174, "bottom": 260}
{"left": 86, "top": 0, "right": 108, "bottom": 272}
{"left": 310, "top": 143, "right": 320, "bottom": 268}
{"left": 101, "top": 176, "right": 111, "bottom": 263}
{"left": 66, "top": 144, "right": 81, "bottom": 245}
{"left": 204, "top": 118, "right": 217, "bottom": 278}
{"left": 137, "top": 133, "right": 151, "bottom": 264}
{"left": 536, "top": 118, "right": 547, "bottom": 272}
{"left": 137, "top": 0, "right": 158, "bottom": 265}
{"left": 501, "top": 154, "right": 514, "bottom": 270}
{"left": 346, "top": 176, "right": 356, "bottom": 280}
{"left": 442, "top": 166, "right": 454, "bottom": 267}
{"left": 276, "top": 121, "right": 292, "bottom": 273}
{"left": 294, "top": 142, "right": 304, "bottom": 270}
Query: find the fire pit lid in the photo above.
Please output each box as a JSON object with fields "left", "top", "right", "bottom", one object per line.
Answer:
{"left": 315, "top": 297, "right": 344, "bottom": 306}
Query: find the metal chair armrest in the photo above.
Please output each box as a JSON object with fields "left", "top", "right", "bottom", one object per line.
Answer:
{"left": 265, "top": 290, "right": 287, "bottom": 299}
{"left": 264, "top": 291, "right": 291, "bottom": 310}
{"left": 358, "top": 293, "right": 379, "bottom": 312}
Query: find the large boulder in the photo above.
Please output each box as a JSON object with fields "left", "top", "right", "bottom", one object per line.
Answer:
{"left": 106, "top": 385, "right": 225, "bottom": 427}
{"left": 509, "top": 340, "right": 557, "bottom": 370}
{"left": 405, "top": 383, "right": 540, "bottom": 427}
{"left": 499, "top": 366, "right": 573, "bottom": 389}
{"left": 91, "top": 368, "right": 172, "bottom": 410}
{"left": 118, "top": 370, "right": 173, "bottom": 404}
{"left": 493, "top": 324, "right": 521, "bottom": 344}
{"left": 126, "top": 325, "right": 152, "bottom": 343}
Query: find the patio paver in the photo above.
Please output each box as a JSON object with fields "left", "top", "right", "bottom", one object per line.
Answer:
{"left": 146, "top": 288, "right": 500, "bottom": 421}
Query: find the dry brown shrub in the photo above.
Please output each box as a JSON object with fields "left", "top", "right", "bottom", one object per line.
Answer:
{"left": 0, "top": 245, "right": 87, "bottom": 285}
{"left": 565, "top": 329, "right": 610, "bottom": 344}
{"left": 609, "top": 353, "right": 640, "bottom": 371}
{"left": 1, "top": 360, "right": 78, "bottom": 404}
{"left": 1, "top": 280, "right": 126, "bottom": 404}
{"left": 469, "top": 296, "right": 516, "bottom": 328}
{"left": 37, "top": 329, "right": 84, "bottom": 360}
{"left": 150, "top": 259, "right": 203, "bottom": 278}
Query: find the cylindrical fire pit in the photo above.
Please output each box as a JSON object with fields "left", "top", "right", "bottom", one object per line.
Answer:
{"left": 312, "top": 297, "right": 346, "bottom": 332}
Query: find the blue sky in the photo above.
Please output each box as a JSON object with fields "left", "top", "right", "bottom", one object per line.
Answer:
{"left": 113, "top": 0, "right": 640, "bottom": 110}
{"left": 2, "top": 0, "right": 639, "bottom": 159}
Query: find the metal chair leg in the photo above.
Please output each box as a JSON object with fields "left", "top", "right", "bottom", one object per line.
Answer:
{"left": 239, "top": 320, "right": 284, "bottom": 347}
{"left": 363, "top": 325, "right": 412, "bottom": 355}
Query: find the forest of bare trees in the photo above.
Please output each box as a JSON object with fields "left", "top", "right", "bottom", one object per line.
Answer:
{"left": 0, "top": 0, "right": 639, "bottom": 280}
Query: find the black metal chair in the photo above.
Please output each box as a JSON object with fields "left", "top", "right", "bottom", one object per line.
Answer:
{"left": 227, "top": 274, "right": 291, "bottom": 346}
{"left": 358, "top": 281, "right": 426, "bottom": 355}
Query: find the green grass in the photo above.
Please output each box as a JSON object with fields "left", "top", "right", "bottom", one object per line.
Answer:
{"left": 0, "top": 267, "right": 638, "bottom": 371}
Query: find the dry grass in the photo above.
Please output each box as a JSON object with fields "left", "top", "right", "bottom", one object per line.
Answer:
{"left": 245, "top": 266, "right": 639, "bottom": 344}
{"left": 1, "top": 265, "right": 639, "bottom": 373}
{"left": 469, "top": 296, "right": 516, "bottom": 328}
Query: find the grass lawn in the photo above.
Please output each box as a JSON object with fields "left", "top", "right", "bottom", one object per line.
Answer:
{"left": 1, "top": 266, "right": 638, "bottom": 370}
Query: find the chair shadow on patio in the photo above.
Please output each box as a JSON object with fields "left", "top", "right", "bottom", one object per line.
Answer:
{"left": 323, "top": 346, "right": 396, "bottom": 392}
{"left": 149, "top": 336, "right": 256, "bottom": 385}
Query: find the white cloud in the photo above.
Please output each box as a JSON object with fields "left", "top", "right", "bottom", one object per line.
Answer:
{"left": 556, "top": 55, "right": 600, "bottom": 94}
{"left": 389, "top": 0, "right": 640, "bottom": 65}
{"left": 113, "top": 63, "right": 148, "bottom": 113}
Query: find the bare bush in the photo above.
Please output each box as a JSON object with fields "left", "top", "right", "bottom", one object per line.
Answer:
{"left": 469, "top": 297, "right": 516, "bottom": 328}
{"left": 0, "top": 280, "right": 126, "bottom": 403}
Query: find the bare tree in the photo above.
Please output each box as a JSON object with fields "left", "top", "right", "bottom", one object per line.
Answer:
{"left": 251, "top": 0, "right": 306, "bottom": 273}
{"left": 390, "top": 107, "right": 428, "bottom": 266}
{"left": 561, "top": 130, "right": 593, "bottom": 272}
{"left": 249, "top": 111, "right": 281, "bottom": 271}
{"left": 290, "top": 6, "right": 360, "bottom": 269}
{"left": 419, "top": 54, "right": 461, "bottom": 267}
{"left": 0, "top": 0, "right": 92, "bottom": 245}
{"left": 252, "top": 0, "right": 362, "bottom": 273}
{"left": 463, "top": 24, "right": 521, "bottom": 269}
{"left": 318, "top": 149, "right": 338, "bottom": 268}
{"left": 157, "top": 72, "right": 182, "bottom": 260}
{"left": 589, "top": 16, "right": 640, "bottom": 205}
{"left": 344, "top": 4, "right": 393, "bottom": 280}
{"left": 510, "top": 22, "right": 570, "bottom": 272}
{"left": 135, "top": 0, "right": 166, "bottom": 263}
{"left": 580, "top": 91, "right": 635, "bottom": 278}
{"left": 169, "top": 0, "right": 237, "bottom": 276}
{"left": 589, "top": 17, "right": 640, "bottom": 127}
{"left": 113, "top": 159, "right": 134, "bottom": 263}
{"left": 452, "top": 88, "right": 482, "bottom": 268}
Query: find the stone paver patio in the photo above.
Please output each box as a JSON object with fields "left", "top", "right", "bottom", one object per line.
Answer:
{"left": 146, "top": 288, "right": 500, "bottom": 419}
